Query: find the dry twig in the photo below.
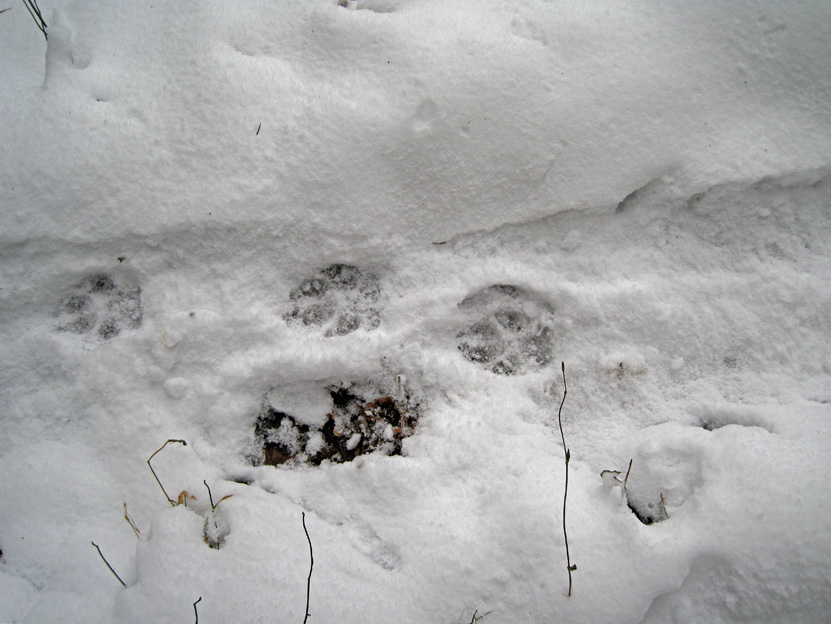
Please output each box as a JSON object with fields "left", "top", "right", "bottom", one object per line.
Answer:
{"left": 91, "top": 541, "right": 126, "bottom": 587}
{"left": 621, "top": 459, "right": 633, "bottom": 502}
{"left": 123, "top": 502, "right": 141, "bottom": 538}
{"left": 302, "top": 512, "right": 314, "bottom": 624}
{"left": 556, "top": 362, "right": 576, "bottom": 597}
{"left": 22, "top": 0, "right": 47, "bottom": 40}
{"left": 147, "top": 439, "right": 187, "bottom": 507}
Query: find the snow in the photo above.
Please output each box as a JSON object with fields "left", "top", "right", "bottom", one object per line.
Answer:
{"left": 1, "top": 1, "right": 830, "bottom": 622}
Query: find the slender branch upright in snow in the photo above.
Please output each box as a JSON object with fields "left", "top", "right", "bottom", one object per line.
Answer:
{"left": 193, "top": 597, "right": 202, "bottom": 624}
{"left": 302, "top": 512, "right": 314, "bottom": 624}
{"left": 91, "top": 541, "right": 126, "bottom": 587}
{"left": 22, "top": 0, "right": 47, "bottom": 40}
{"left": 622, "top": 458, "right": 633, "bottom": 503}
{"left": 123, "top": 502, "right": 141, "bottom": 538}
{"left": 556, "top": 362, "right": 576, "bottom": 597}
{"left": 147, "top": 439, "right": 187, "bottom": 507}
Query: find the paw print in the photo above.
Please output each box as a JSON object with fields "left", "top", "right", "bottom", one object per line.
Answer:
{"left": 55, "top": 273, "right": 143, "bottom": 341}
{"left": 284, "top": 264, "right": 381, "bottom": 336}
{"left": 457, "top": 284, "right": 554, "bottom": 375}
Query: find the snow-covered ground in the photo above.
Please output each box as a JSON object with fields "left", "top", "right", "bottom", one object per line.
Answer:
{"left": 2, "top": 1, "right": 831, "bottom": 622}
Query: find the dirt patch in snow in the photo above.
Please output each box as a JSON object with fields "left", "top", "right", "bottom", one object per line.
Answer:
{"left": 252, "top": 377, "right": 419, "bottom": 466}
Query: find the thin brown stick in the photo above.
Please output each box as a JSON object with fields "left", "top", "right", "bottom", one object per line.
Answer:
{"left": 193, "top": 597, "right": 202, "bottom": 623}
{"left": 556, "top": 362, "right": 575, "bottom": 597}
{"left": 91, "top": 541, "right": 126, "bottom": 587}
{"left": 470, "top": 611, "right": 478, "bottom": 624}
{"left": 621, "top": 459, "right": 633, "bottom": 502}
{"left": 123, "top": 502, "right": 141, "bottom": 538}
{"left": 302, "top": 512, "right": 314, "bottom": 624}
{"left": 147, "top": 439, "right": 187, "bottom": 507}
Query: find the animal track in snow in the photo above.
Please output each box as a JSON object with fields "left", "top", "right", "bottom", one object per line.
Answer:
{"left": 284, "top": 264, "right": 381, "bottom": 337}
{"left": 456, "top": 284, "right": 554, "bottom": 375}
{"left": 338, "top": 0, "right": 397, "bottom": 12}
{"left": 697, "top": 406, "right": 774, "bottom": 433}
{"left": 605, "top": 433, "right": 705, "bottom": 525}
{"left": 252, "top": 376, "right": 419, "bottom": 467}
{"left": 55, "top": 273, "right": 143, "bottom": 341}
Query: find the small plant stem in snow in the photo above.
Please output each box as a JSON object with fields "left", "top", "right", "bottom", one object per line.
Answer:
{"left": 622, "top": 458, "right": 633, "bottom": 502}
{"left": 91, "top": 541, "right": 126, "bottom": 587}
{"left": 22, "top": 0, "right": 47, "bottom": 40}
{"left": 204, "top": 480, "right": 215, "bottom": 509}
{"left": 302, "top": 512, "right": 314, "bottom": 624}
{"left": 471, "top": 609, "right": 494, "bottom": 622}
{"left": 203, "top": 480, "right": 219, "bottom": 529}
{"left": 193, "top": 597, "right": 202, "bottom": 624}
{"left": 203, "top": 480, "right": 232, "bottom": 521}
{"left": 556, "top": 362, "right": 576, "bottom": 597}
{"left": 147, "top": 439, "right": 187, "bottom": 507}
{"left": 123, "top": 501, "right": 141, "bottom": 538}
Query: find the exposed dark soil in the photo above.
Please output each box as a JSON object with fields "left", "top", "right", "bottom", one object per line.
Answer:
{"left": 254, "top": 383, "right": 418, "bottom": 466}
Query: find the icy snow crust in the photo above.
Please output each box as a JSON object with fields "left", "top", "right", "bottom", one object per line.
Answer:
{"left": 1, "top": 1, "right": 831, "bottom": 623}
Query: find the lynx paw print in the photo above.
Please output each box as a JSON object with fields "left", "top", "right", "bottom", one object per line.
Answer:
{"left": 456, "top": 284, "right": 554, "bottom": 375}
{"left": 55, "top": 273, "right": 143, "bottom": 341}
{"left": 284, "top": 264, "right": 381, "bottom": 336}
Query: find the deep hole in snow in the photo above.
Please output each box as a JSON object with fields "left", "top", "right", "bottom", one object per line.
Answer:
{"left": 253, "top": 382, "right": 419, "bottom": 466}
{"left": 626, "top": 494, "right": 670, "bottom": 526}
